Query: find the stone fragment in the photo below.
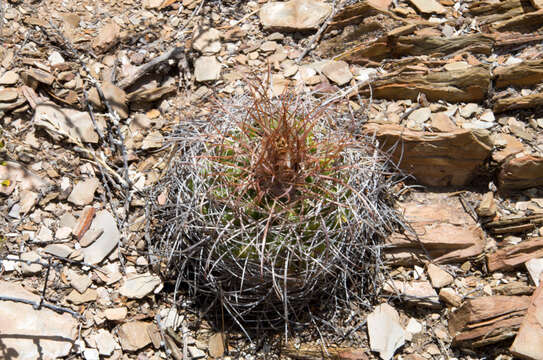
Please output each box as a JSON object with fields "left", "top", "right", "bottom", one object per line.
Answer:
{"left": 79, "top": 228, "right": 103, "bottom": 247}
{"left": 104, "top": 307, "right": 128, "bottom": 321}
{"left": 0, "top": 88, "right": 18, "bottom": 102}
{"left": 367, "top": 303, "right": 405, "bottom": 360}
{"left": 405, "top": 318, "right": 423, "bottom": 341}
{"left": 43, "top": 243, "right": 73, "bottom": 258}
{"left": 73, "top": 206, "right": 96, "bottom": 240}
{"left": 384, "top": 280, "right": 440, "bottom": 308}
{"left": 118, "top": 321, "right": 152, "bottom": 351}
{"left": 19, "top": 190, "right": 38, "bottom": 213}
{"left": 450, "top": 296, "right": 530, "bottom": 348}
{"left": 430, "top": 112, "right": 457, "bottom": 132}
{"left": 189, "top": 346, "right": 206, "bottom": 359}
{"left": 34, "top": 104, "right": 99, "bottom": 144}
{"left": 0, "top": 280, "right": 78, "bottom": 359}
{"left": 194, "top": 56, "right": 221, "bottom": 82}
{"left": 83, "top": 348, "right": 99, "bottom": 360}
{"left": 55, "top": 226, "right": 72, "bottom": 240}
{"left": 66, "top": 288, "right": 98, "bottom": 305}
{"left": 459, "top": 103, "right": 480, "bottom": 118}
{"left": 23, "top": 68, "right": 55, "bottom": 86}
{"left": 0, "top": 70, "right": 19, "bottom": 85}
{"left": 192, "top": 28, "right": 222, "bottom": 54}
{"left": 480, "top": 109, "right": 495, "bottom": 122}
{"left": 492, "top": 133, "right": 524, "bottom": 163}
{"left": 94, "top": 329, "right": 117, "bottom": 356}
{"left": 444, "top": 61, "right": 469, "bottom": 71}
{"left": 408, "top": 107, "right": 431, "bottom": 125}
{"left": 476, "top": 192, "right": 496, "bottom": 217}
{"left": 35, "top": 226, "right": 53, "bottom": 243}
{"left": 119, "top": 274, "right": 162, "bottom": 299}
{"left": 408, "top": 0, "right": 446, "bottom": 14}
{"left": 92, "top": 21, "right": 120, "bottom": 54}
{"left": 364, "top": 124, "right": 492, "bottom": 187}
{"left": 439, "top": 287, "right": 462, "bottom": 307}
{"left": 530, "top": 0, "right": 543, "bottom": 9}
{"left": 260, "top": 0, "right": 332, "bottom": 31}
{"left": 322, "top": 60, "right": 352, "bottom": 86}
{"left": 68, "top": 177, "right": 99, "bottom": 206}
{"left": 48, "top": 51, "right": 65, "bottom": 66}
{"left": 526, "top": 258, "right": 543, "bottom": 286}
{"left": 20, "top": 251, "right": 42, "bottom": 275}
{"left": 81, "top": 210, "right": 121, "bottom": 265}
{"left": 499, "top": 155, "right": 543, "bottom": 191}
{"left": 208, "top": 332, "right": 225, "bottom": 358}
{"left": 487, "top": 238, "right": 543, "bottom": 272}
{"left": 141, "top": 130, "right": 164, "bottom": 150}
{"left": 67, "top": 269, "right": 92, "bottom": 293}
{"left": 427, "top": 263, "right": 453, "bottom": 288}
{"left": 510, "top": 279, "right": 543, "bottom": 359}
{"left": 102, "top": 81, "right": 128, "bottom": 119}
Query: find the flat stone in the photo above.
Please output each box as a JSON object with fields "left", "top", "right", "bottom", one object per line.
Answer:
{"left": 83, "top": 348, "right": 99, "bottom": 360}
{"left": 104, "top": 307, "right": 128, "bottom": 321}
{"left": 36, "top": 225, "right": 54, "bottom": 242}
{"left": 141, "top": 130, "right": 164, "bottom": 150}
{"left": 19, "top": 190, "right": 38, "bottom": 213}
{"left": 427, "top": 263, "right": 454, "bottom": 288}
{"left": 384, "top": 280, "right": 440, "bottom": 308}
{"left": 0, "top": 88, "right": 18, "bottom": 102}
{"left": 118, "top": 321, "right": 152, "bottom": 351}
{"left": 444, "top": 61, "right": 469, "bottom": 72}
{"left": 192, "top": 28, "right": 222, "bottom": 54}
{"left": 55, "top": 226, "right": 72, "bottom": 240}
{"left": 459, "top": 103, "right": 480, "bottom": 118}
{"left": 499, "top": 155, "right": 543, "bottom": 191}
{"left": 0, "top": 280, "right": 78, "bottom": 360}
{"left": 68, "top": 177, "right": 99, "bottom": 206}
{"left": 94, "top": 329, "right": 117, "bottom": 356}
{"left": 92, "top": 21, "right": 120, "bottom": 54}
{"left": 79, "top": 228, "right": 103, "bottom": 247}
{"left": 526, "top": 258, "right": 543, "bottom": 286}
{"left": 102, "top": 81, "right": 128, "bottom": 119}
{"left": 194, "top": 56, "right": 221, "bottom": 82}
{"left": 43, "top": 243, "right": 73, "bottom": 258}
{"left": 208, "top": 332, "right": 225, "bottom": 358}
{"left": 492, "top": 134, "right": 525, "bottom": 163}
{"left": 408, "top": 0, "right": 446, "bottom": 14}
{"left": 476, "top": 191, "right": 496, "bottom": 217}
{"left": 0, "top": 70, "right": 19, "bottom": 85}
{"left": 34, "top": 103, "right": 99, "bottom": 144}
{"left": 367, "top": 303, "right": 405, "bottom": 360}
{"left": 189, "top": 346, "right": 206, "bottom": 359}
{"left": 48, "top": 51, "right": 65, "bottom": 66}
{"left": 24, "top": 68, "right": 55, "bottom": 85}
{"left": 119, "top": 274, "right": 162, "bottom": 299}
{"left": 81, "top": 210, "right": 121, "bottom": 265}
{"left": 322, "top": 60, "right": 352, "bottom": 86}
{"left": 20, "top": 251, "right": 42, "bottom": 275}
{"left": 480, "top": 109, "right": 495, "bottom": 122}
{"left": 510, "top": 280, "right": 543, "bottom": 359}
{"left": 430, "top": 112, "right": 457, "bottom": 132}
{"left": 66, "top": 288, "right": 98, "bottom": 304}
{"left": 407, "top": 107, "right": 431, "bottom": 124}
{"left": 67, "top": 269, "right": 92, "bottom": 293}
{"left": 260, "top": 0, "right": 332, "bottom": 31}
{"left": 439, "top": 287, "right": 462, "bottom": 307}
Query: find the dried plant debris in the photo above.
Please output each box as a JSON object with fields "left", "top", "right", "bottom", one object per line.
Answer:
{"left": 148, "top": 80, "right": 405, "bottom": 333}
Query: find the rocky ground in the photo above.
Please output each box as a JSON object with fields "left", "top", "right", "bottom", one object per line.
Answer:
{"left": 1, "top": 0, "right": 543, "bottom": 359}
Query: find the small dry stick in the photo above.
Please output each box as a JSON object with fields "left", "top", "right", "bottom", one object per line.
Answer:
{"left": 296, "top": 0, "right": 337, "bottom": 63}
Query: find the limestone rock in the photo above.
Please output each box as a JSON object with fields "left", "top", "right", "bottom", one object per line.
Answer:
{"left": 383, "top": 280, "right": 440, "bottom": 308}
{"left": 194, "top": 56, "right": 221, "bottom": 82}
{"left": 104, "top": 307, "right": 128, "bottom": 321}
{"left": 367, "top": 303, "right": 405, "bottom": 360}
{"left": 118, "top": 321, "right": 152, "bottom": 351}
{"left": 68, "top": 178, "right": 99, "bottom": 206}
{"left": 193, "top": 28, "right": 222, "bottom": 54}
{"left": 499, "top": 155, "right": 543, "bottom": 191}
{"left": 322, "top": 60, "right": 352, "bottom": 86}
{"left": 34, "top": 103, "right": 99, "bottom": 144}
{"left": 260, "top": 0, "right": 332, "bottom": 32}
{"left": 119, "top": 274, "right": 162, "bottom": 299}
{"left": 427, "top": 263, "right": 454, "bottom": 288}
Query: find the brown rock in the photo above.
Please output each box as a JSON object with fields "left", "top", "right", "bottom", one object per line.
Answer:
{"left": 66, "top": 288, "right": 98, "bottom": 305}
{"left": 476, "top": 192, "right": 496, "bottom": 217}
{"left": 118, "top": 321, "right": 152, "bottom": 351}
{"left": 364, "top": 124, "right": 492, "bottom": 187}
{"left": 0, "top": 88, "right": 18, "bottom": 102}
{"left": 427, "top": 263, "right": 453, "bottom": 288}
{"left": 430, "top": 112, "right": 457, "bottom": 132}
{"left": 439, "top": 287, "right": 462, "bottom": 307}
{"left": 68, "top": 178, "right": 99, "bottom": 206}
{"left": 208, "top": 332, "right": 225, "bottom": 358}
{"left": 487, "top": 238, "right": 543, "bottom": 272}
{"left": 491, "top": 133, "right": 525, "bottom": 163}
{"left": 104, "top": 307, "right": 128, "bottom": 321}
{"left": 499, "top": 155, "right": 543, "bottom": 191}
{"left": 23, "top": 68, "right": 55, "bottom": 86}
{"left": 322, "top": 60, "right": 352, "bottom": 86}
{"left": 530, "top": 0, "right": 543, "bottom": 9}
{"left": 383, "top": 280, "right": 440, "bottom": 308}
{"left": 0, "top": 70, "right": 19, "bottom": 85}
{"left": 259, "top": 0, "right": 332, "bottom": 31}
{"left": 449, "top": 296, "right": 530, "bottom": 348}
{"left": 510, "top": 278, "right": 543, "bottom": 359}
{"left": 408, "top": 0, "right": 446, "bottom": 14}
{"left": 73, "top": 206, "right": 96, "bottom": 240}
{"left": 102, "top": 81, "right": 128, "bottom": 119}
{"left": 92, "top": 21, "right": 120, "bottom": 54}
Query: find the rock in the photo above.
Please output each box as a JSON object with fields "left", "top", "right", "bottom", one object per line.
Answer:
{"left": 427, "top": 263, "right": 453, "bottom": 288}
{"left": 0, "top": 88, "right": 18, "bottom": 102}
{"left": 444, "top": 61, "right": 469, "bottom": 71}
{"left": 43, "top": 243, "right": 73, "bottom": 258}
{"left": 208, "top": 332, "right": 225, "bottom": 358}
{"left": 81, "top": 210, "right": 120, "bottom": 265}
{"left": 92, "top": 21, "right": 120, "bottom": 54}
{"left": 530, "top": 0, "right": 543, "bottom": 9}
{"left": 55, "top": 226, "right": 72, "bottom": 240}
{"left": 499, "top": 155, "right": 543, "bottom": 191}
{"left": 260, "top": 0, "right": 332, "bottom": 31}
{"left": 104, "top": 307, "right": 128, "bottom": 321}
{"left": 48, "top": 51, "right": 65, "bottom": 66}
{"left": 526, "top": 258, "right": 543, "bottom": 286}
{"left": 119, "top": 274, "right": 162, "bottom": 299}
{"left": 430, "top": 112, "right": 457, "bottom": 132}
{"left": 439, "top": 287, "right": 462, "bottom": 307}
{"left": 405, "top": 318, "right": 423, "bottom": 341}
{"left": 510, "top": 279, "right": 543, "bottom": 359}
{"left": 73, "top": 206, "right": 96, "bottom": 240}
{"left": 83, "top": 348, "right": 99, "bottom": 360}
{"left": 118, "top": 321, "right": 152, "bottom": 351}
{"left": 66, "top": 288, "right": 98, "bottom": 304}
{"left": 367, "top": 303, "right": 405, "bottom": 360}
{"left": 194, "top": 56, "right": 222, "bottom": 82}
{"left": 189, "top": 346, "right": 207, "bottom": 359}
{"left": 408, "top": 0, "right": 446, "bottom": 14}
{"left": 487, "top": 238, "right": 543, "bottom": 272}
{"left": 364, "top": 124, "right": 492, "bottom": 187}
{"left": 67, "top": 269, "right": 92, "bottom": 293}
{"left": 102, "top": 81, "right": 129, "bottom": 119}
{"left": 476, "top": 192, "right": 496, "bottom": 217}
{"left": 0, "top": 280, "right": 78, "bottom": 360}
{"left": 34, "top": 103, "right": 99, "bottom": 144}
{"left": 480, "top": 109, "right": 495, "bottom": 122}
{"left": 385, "top": 198, "right": 485, "bottom": 265}
{"left": 79, "top": 228, "right": 103, "bottom": 247}
{"left": 459, "top": 103, "right": 480, "bottom": 118}
{"left": 23, "top": 68, "right": 55, "bottom": 86}
{"left": 68, "top": 177, "right": 99, "bottom": 206}
{"left": 192, "top": 28, "right": 222, "bottom": 54}
{"left": 20, "top": 251, "right": 42, "bottom": 275}
{"left": 492, "top": 133, "right": 525, "bottom": 163}
{"left": 0, "top": 70, "right": 19, "bottom": 85}
{"left": 19, "top": 190, "right": 38, "bottom": 213}
{"left": 141, "top": 130, "right": 164, "bottom": 150}
{"left": 383, "top": 280, "right": 440, "bottom": 308}
{"left": 407, "top": 107, "right": 431, "bottom": 125}
{"left": 322, "top": 60, "right": 352, "bottom": 86}
{"left": 94, "top": 329, "right": 117, "bottom": 356}
{"left": 449, "top": 296, "right": 530, "bottom": 348}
